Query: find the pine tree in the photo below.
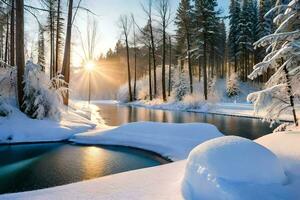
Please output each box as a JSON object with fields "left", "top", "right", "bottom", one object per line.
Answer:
{"left": 237, "top": 0, "right": 257, "bottom": 81}
{"left": 194, "top": 0, "right": 219, "bottom": 100}
{"left": 228, "top": 0, "right": 241, "bottom": 73}
{"left": 42, "top": 0, "right": 57, "bottom": 79}
{"left": 256, "top": 0, "right": 274, "bottom": 63}
{"left": 175, "top": 0, "right": 193, "bottom": 94}
{"left": 216, "top": 20, "right": 227, "bottom": 78}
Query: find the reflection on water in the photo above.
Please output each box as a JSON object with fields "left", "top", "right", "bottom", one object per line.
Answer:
{"left": 98, "top": 104, "right": 275, "bottom": 140}
{"left": 0, "top": 144, "right": 167, "bottom": 194}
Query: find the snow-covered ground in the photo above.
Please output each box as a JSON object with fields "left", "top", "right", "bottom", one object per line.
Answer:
{"left": 71, "top": 122, "right": 223, "bottom": 161}
{"left": 0, "top": 104, "right": 97, "bottom": 144}
{"left": 1, "top": 123, "right": 299, "bottom": 200}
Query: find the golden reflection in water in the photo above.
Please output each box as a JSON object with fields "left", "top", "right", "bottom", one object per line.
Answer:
{"left": 81, "top": 146, "right": 106, "bottom": 180}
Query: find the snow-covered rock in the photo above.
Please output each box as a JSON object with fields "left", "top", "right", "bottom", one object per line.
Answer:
{"left": 71, "top": 122, "right": 223, "bottom": 161}
{"left": 182, "top": 136, "right": 287, "bottom": 200}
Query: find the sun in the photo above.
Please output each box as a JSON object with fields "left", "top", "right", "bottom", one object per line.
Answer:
{"left": 84, "top": 60, "right": 96, "bottom": 72}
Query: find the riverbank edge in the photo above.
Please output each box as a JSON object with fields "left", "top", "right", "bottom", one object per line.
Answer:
{"left": 124, "top": 101, "right": 294, "bottom": 123}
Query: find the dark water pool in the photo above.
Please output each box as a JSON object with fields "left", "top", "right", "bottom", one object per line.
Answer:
{"left": 0, "top": 143, "right": 168, "bottom": 194}
{"left": 97, "top": 103, "right": 275, "bottom": 140}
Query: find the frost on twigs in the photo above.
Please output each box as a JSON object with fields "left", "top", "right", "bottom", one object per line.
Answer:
{"left": 248, "top": 0, "right": 300, "bottom": 125}
{"left": 23, "top": 61, "right": 68, "bottom": 120}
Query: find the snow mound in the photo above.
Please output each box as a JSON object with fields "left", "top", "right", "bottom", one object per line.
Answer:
{"left": 256, "top": 131, "right": 300, "bottom": 177}
{"left": 72, "top": 122, "right": 223, "bottom": 161}
{"left": 182, "top": 136, "right": 287, "bottom": 200}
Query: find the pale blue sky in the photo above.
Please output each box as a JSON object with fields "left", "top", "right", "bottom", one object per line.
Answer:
{"left": 75, "top": 0, "right": 229, "bottom": 57}
{"left": 25, "top": 0, "right": 229, "bottom": 64}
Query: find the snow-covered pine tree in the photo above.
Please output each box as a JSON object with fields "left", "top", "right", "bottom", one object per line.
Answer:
{"left": 228, "top": 0, "right": 241, "bottom": 73}
{"left": 171, "top": 68, "right": 189, "bottom": 101}
{"left": 227, "top": 73, "right": 239, "bottom": 97}
{"left": 256, "top": 0, "right": 275, "bottom": 63}
{"left": 248, "top": 0, "right": 299, "bottom": 126}
{"left": 175, "top": 0, "right": 193, "bottom": 94}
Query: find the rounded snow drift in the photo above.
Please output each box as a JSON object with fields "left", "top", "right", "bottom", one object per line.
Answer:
{"left": 182, "top": 136, "right": 286, "bottom": 200}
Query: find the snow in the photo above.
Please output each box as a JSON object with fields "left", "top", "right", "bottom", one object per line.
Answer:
{"left": 2, "top": 127, "right": 300, "bottom": 200}
{"left": 0, "top": 105, "right": 96, "bottom": 144}
{"left": 256, "top": 131, "right": 300, "bottom": 177}
{"left": 71, "top": 122, "right": 223, "bottom": 161}
{"left": 182, "top": 136, "right": 287, "bottom": 200}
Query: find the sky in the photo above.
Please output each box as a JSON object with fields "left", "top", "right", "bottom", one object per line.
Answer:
{"left": 25, "top": 0, "right": 230, "bottom": 66}
{"left": 75, "top": 0, "right": 230, "bottom": 59}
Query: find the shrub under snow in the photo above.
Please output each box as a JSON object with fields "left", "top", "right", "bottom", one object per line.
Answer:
{"left": 0, "top": 97, "right": 11, "bottom": 117}
{"left": 226, "top": 73, "right": 239, "bottom": 97}
{"left": 182, "top": 136, "right": 286, "bottom": 200}
{"left": 171, "top": 69, "right": 190, "bottom": 102}
{"left": 23, "top": 61, "right": 67, "bottom": 120}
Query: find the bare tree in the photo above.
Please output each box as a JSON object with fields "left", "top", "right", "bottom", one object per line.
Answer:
{"left": 156, "top": 0, "right": 171, "bottom": 101}
{"left": 131, "top": 14, "right": 137, "bottom": 100}
{"left": 141, "top": 0, "right": 157, "bottom": 97}
{"left": 119, "top": 15, "right": 133, "bottom": 102}
{"left": 15, "top": 0, "right": 25, "bottom": 110}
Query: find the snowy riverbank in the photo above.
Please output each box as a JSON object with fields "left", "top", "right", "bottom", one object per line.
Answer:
{"left": 127, "top": 100, "right": 299, "bottom": 122}
{"left": 0, "top": 105, "right": 97, "bottom": 144}
{"left": 1, "top": 121, "right": 299, "bottom": 199}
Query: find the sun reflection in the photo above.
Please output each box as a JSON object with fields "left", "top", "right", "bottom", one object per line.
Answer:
{"left": 81, "top": 146, "right": 106, "bottom": 180}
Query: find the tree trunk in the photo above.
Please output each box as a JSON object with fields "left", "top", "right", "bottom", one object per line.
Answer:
{"left": 149, "top": 20, "right": 157, "bottom": 97}
{"left": 162, "top": 20, "right": 166, "bottom": 101}
{"left": 4, "top": 14, "right": 9, "bottom": 64}
{"left": 49, "top": 2, "right": 54, "bottom": 79}
{"left": 55, "top": 0, "right": 61, "bottom": 74}
{"left": 203, "top": 37, "right": 208, "bottom": 100}
{"left": 168, "top": 36, "right": 172, "bottom": 97}
{"left": 148, "top": 45, "right": 153, "bottom": 100}
{"left": 282, "top": 58, "right": 298, "bottom": 126}
{"left": 125, "top": 33, "right": 132, "bottom": 102}
{"left": 10, "top": 0, "right": 15, "bottom": 66}
{"left": 133, "top": 26, "right": 137, "bottom": 100}
{"left": 62, "top": 0, "right": 73, "bottom": 106}
{"left": 16, "top": 0, "right": 25, "bottom": 110}
{"left": 187, "top": 32, "right": 193, "bottom": 94}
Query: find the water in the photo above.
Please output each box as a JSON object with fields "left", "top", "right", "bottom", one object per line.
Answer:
{"left": 97, "top": 103, "right": 275, "bottom": 140}
{"left": 0, "top": 143, "right": 168, "bottom": 194}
